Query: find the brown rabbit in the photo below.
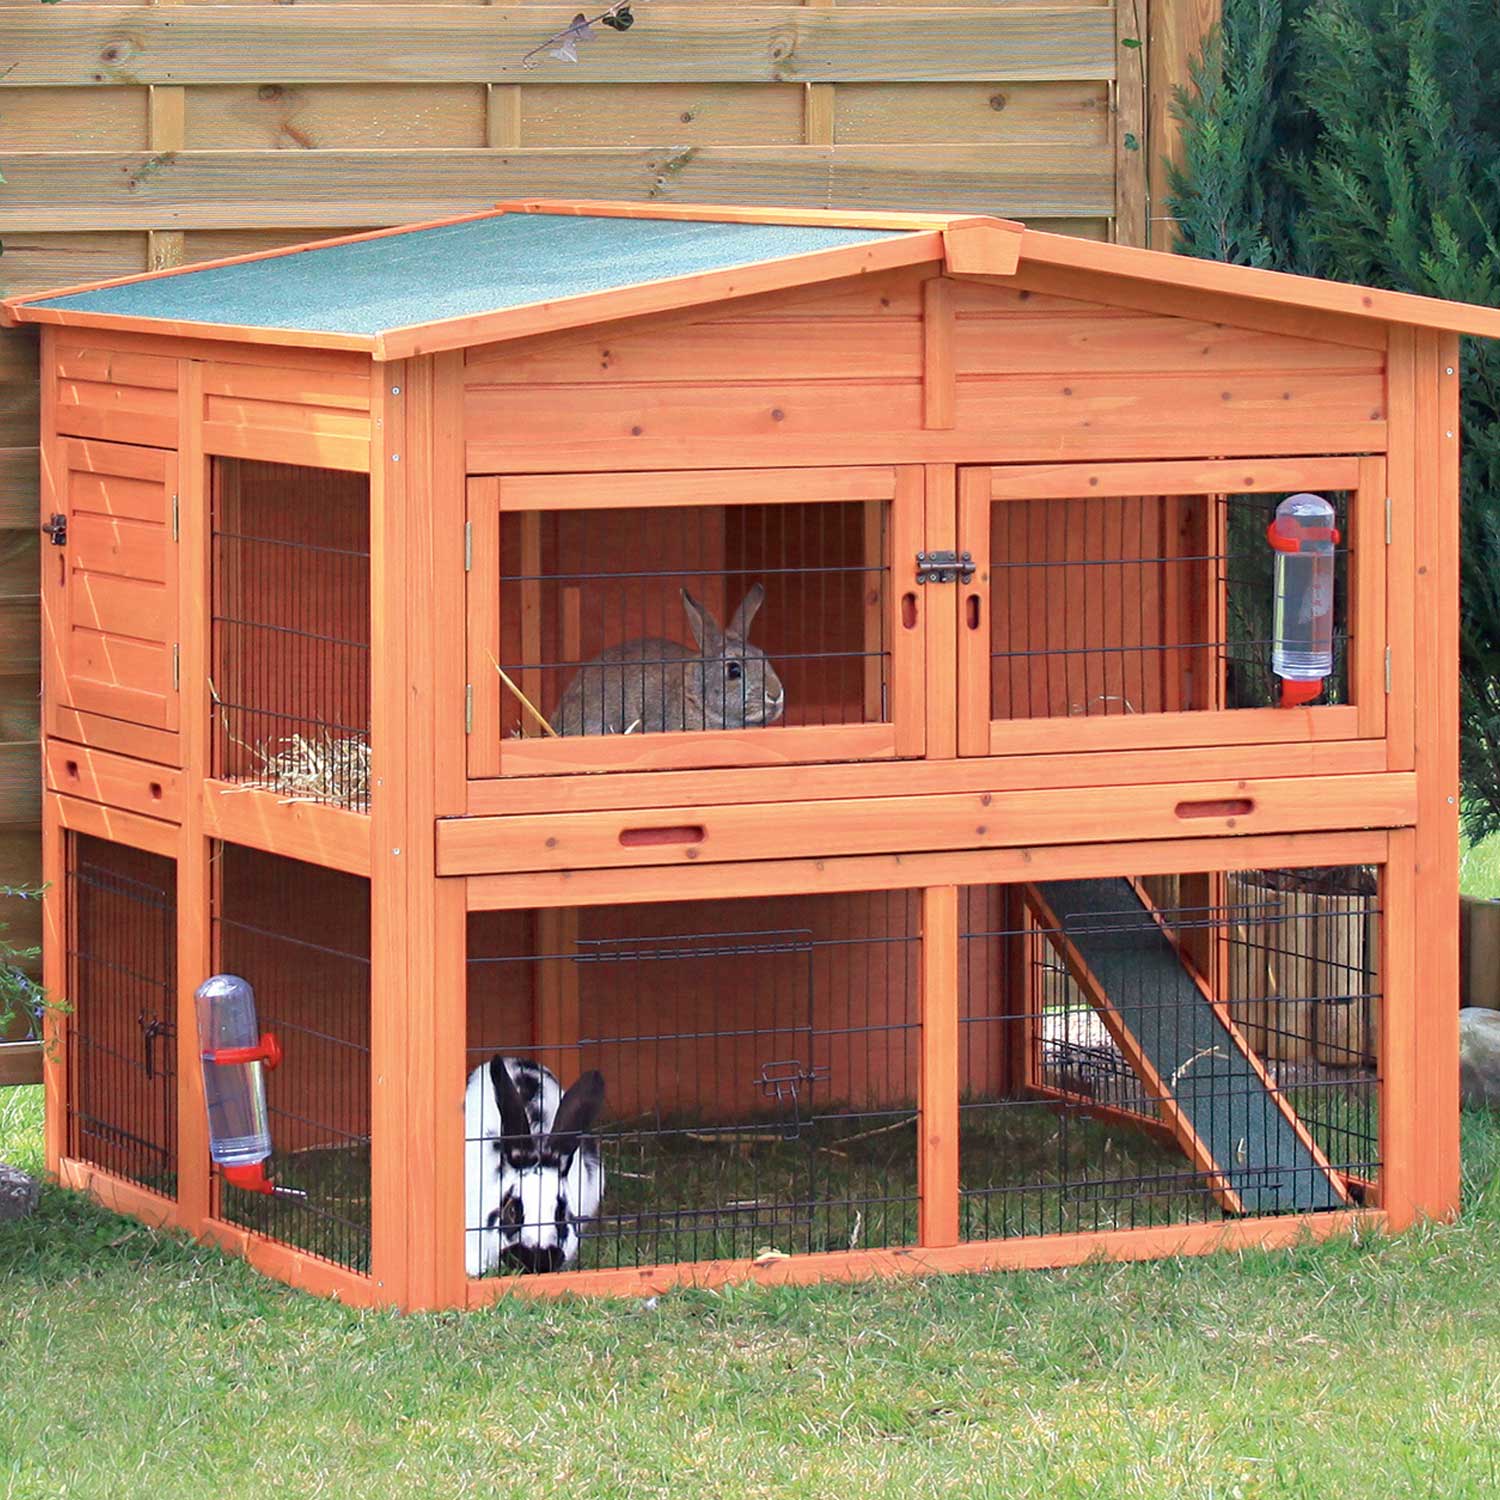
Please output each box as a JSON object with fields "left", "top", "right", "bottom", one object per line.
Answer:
{"left": 554, "top": 585, "right": 785, "bottom": 736}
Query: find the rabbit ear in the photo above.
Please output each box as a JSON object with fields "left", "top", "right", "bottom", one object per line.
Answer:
{"left": 549, "top": 1070, "right": 606, "bottom": 1156}
{"left": 489, "top": 1057, "right": 534, "bottom": 1143}
{"left": 727, "top": 584, "right": 766, "bottom": 639}
{"left": 680, "top": 589, "right": 724, "bottom": 652}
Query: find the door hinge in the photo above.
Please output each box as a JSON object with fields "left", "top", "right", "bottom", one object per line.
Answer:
{"left": 1385, "top": 646, "right": 1392, "bottom": 694}
{"left": 42, "top": 513, "right": 67, "bottom": 547}
{"left": 173, "top": 643, "right": 181, "bottom": 692}
{"left": 915, "top": 549, "right": 975, "bottom": 585}
{"left": 1385, "top": 496, "right": 1392, "bottom": 546}
{"left": 464, "top": 521, "right": 472, "bottom": 572}
{"left": 465, "top": 683, "right": 473, "bottom": 733}
{"left": 172, "top": 493, "right": 180, "bottom": 543}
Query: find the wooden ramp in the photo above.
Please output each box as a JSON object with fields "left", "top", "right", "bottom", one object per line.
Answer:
{"left": 1028, "top": 878, "right": 1349, "bottom": 1216}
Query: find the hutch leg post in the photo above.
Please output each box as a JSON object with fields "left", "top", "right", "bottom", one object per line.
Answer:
{"left": 1411, "top": 330, "right": 1462, "bottom": 1219}
{"left": 402, "top": 353, "right": 471, "bottom": 1310}
{"left": 40, "top": 804, "right": 67, "bottom": 1177}
{"left": 369, "top": 366, "right": 412, "bottom": 1306}
{"left": 1381, "top": 829, "right": 1418, "bottom": 1227}
{"left": 176, "top": 358, "right": 212, "bottom": 1233}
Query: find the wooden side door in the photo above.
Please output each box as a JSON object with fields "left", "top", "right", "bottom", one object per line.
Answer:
{"left": 465, "top": 465, "right": 927, "bottom": 779}
{"left": 956, "top": 457, "right": 1386, "bottom": 759}
{"left": 47, "top": 437, "right": 181, "bottom": 735}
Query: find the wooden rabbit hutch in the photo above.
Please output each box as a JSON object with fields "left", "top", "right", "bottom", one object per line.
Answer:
{"left": 5, "top": 201, "right": 1494, "bottom": 1309}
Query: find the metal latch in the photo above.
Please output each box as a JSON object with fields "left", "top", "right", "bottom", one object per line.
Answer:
{"left": 915, "top": 549, "right": 974, "bottom": 584}
{"left": 756, "top": 1059, "right": 830, "bottom": 1138}
{"left": 139, "top": 1012, "right": 176, "bottom": 1082}
{"left": 42, "top": 513, "right": 67, "bottom": 547}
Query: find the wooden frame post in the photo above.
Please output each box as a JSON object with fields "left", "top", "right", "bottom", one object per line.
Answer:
{"left": 919, "top": 884, "right": 960, "bottom": 1248}
{"left": 534, "top": 909, "right": 582, "bottom": 1085}
{"left": 1409, "top": 331, "right": 1462, "bottom": 1220}
{"left": 923, "top": 465, "right": 957, "bottom": 759}
{"left": 174, "top": 357, "right": 212, "bottom": 1234}
{"left": 368, "top": 362, "right": 411, "bottom": 1307}
{"left": 398, "top": 351, "right": 472, "bottom": 1310}
{"left": 1003, "top": 885, "right": 1036, "bottom": 1099}
{"left": 1380, "top": 828, "right": 1418, "bottom": 1228}
{"left": 37, "top": 334, "right": 68, "bottom": 1175}
{"left": 39, "top": 805, "right": 67, "bottom": 1174}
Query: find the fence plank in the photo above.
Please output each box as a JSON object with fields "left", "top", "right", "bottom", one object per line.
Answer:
{"left": 1146, "top": 0, "right": 1219, "bottom": 247}
{"left": 0, "top": 743, "right": 41, "bottom": 832}
{"left": 184, "top": 83, "right": 488, "bottom": 148}
{"left": 836, "top": 80, "right": 1109, "bottom": 144}
{"left": 523, "top": 82, "right": 805, "bottom": 146}
{"left": 0, "top": 451, "right": 40, "bottom": 530}
{"left": 0, "top": 85, "right": 150, "bottom": 150}
{"left": 0, "top": 233, "right": 150, "bottom": 298}
{"left": 0, "top": 1044, "right": 44, "bottom": 1089}
{"left": 0, "top": 145, "right": 1113, "bottom": 230}
{"left": 4, "top": 7, "right": 1118, "bottom": 87}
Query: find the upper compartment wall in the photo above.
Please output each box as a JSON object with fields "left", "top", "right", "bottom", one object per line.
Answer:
{"left": 463, "top": 269, "right": 1389, "bottom": 473}
{"left": 48, "top": 330, "right": 376, "bottom": 468}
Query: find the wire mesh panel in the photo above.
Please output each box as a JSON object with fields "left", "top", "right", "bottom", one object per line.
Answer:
{"left": 215, "top": 844, "right": 371, "bottom": 1272}
{"left": 66, "top": 833, "right": 178, "bottom": 1197}
{"left": 473, "top": 480, "right": 912, "bottom": 776}
{"left": 958, "top": 867, "right": 1379, "bottom": 1242}
{"left": 982, "top": 489, "right": 1352, "bottom": 722}
{"left": 212, "top": 460, "right": 371, "bottom": 810}
{"left": 466, "top": 891, "right": 921, "bottom": 1277}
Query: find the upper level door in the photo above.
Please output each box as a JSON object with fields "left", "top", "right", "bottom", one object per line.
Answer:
{"left": 466, "top": 466, "right": 927, "bottom": 777}
{"left": 48, "top": 437, "right": 181, "bottom": 734}
{"left": 955, "top": 457, "right": 1387, "bottom": 756}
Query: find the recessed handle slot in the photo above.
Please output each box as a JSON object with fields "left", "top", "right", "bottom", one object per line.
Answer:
{"left": 965, "top": 593, "right": 982, "bottom": 631}
{"left": 1175, "top": 798, "right": 1254, "bottom": 820}
{"left": 149, "top": 782, "right": 163, "bottom": 800}
{"left": 64, "top": 760, "right": 80, "bottom": 779}
{"left": 619, "top": 824, "right": 706, "bottom": 848}
{"left": 901, "top": 592, "right": 918, "bottom": 630}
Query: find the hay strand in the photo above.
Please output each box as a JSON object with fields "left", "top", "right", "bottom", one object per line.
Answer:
{"left": 491, "top": 656, "right": 559, "bottom": 738}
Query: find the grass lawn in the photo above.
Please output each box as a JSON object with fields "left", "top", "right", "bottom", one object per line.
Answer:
{"left": 1461, "top": 830, "right": 1500, "bottom": 899}
{"left": 2, "top": 1086, "right": 1498, "bottom": 1499}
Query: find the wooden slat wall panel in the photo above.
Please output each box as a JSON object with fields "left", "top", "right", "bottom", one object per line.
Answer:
{"left": 6, "top": 9, "right": 1118, "bottom": 86}
{"left": 0, "top": 146, "right": 1116, "bottom": 230}
{"left": 0, "top": 0, "right": 1208, "bottom": 904}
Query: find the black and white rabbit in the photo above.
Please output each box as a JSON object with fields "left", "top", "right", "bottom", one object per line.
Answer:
{"left": 553, "top": 584, "right": 786, "bottom": 736}
{"left": 464, "top": 1056, "right": 605, "bottom": 1276}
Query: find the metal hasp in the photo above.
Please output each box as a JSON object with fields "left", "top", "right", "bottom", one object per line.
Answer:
{"left": 757, "top": 1058, "right": 831, "bottom": 1139}
{"left": 915, "top": 549, "right": 975, "bottom": 584}
{"left": 42, "top": 513, "right": 66, "bottom": 546}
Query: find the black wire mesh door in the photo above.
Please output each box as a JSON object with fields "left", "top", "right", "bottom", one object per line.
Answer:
{"left": 214, "top": 844, "right": 372, "bottom": 1273}
{"left": 66, "top": 833, "right": 178, "bottom": 1197}
{"left": 466, "top": 890, "right": 922, "bottom": 1275}
{"left": 468, "top": 468, "right": 925, "bottom": 777}
{"left": 957, "top": 459, "right": 1381, "bottom": 754}
{"left": 958, "top": 867, "right": 1380, "bottom": 1243}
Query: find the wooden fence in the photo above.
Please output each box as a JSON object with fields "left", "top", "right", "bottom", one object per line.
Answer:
{"left": 0, "top": 1, "right": 1217, "bottom": 1085}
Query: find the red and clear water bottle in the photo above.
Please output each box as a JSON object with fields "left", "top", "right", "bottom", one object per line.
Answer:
{"left": 1267, "top": 493, "right": 1338, "bottom": 707}
{"left": 194, "top": 974, "right": 281, "bottom": 1195}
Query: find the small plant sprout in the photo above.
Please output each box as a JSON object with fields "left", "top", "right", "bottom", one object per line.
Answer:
{"left": 522, "top": 2, "right": 635, "bottom": 68}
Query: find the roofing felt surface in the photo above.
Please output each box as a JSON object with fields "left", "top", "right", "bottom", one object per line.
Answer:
{"left": 29, "top": 214, "right": 915, "bottom": 337}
